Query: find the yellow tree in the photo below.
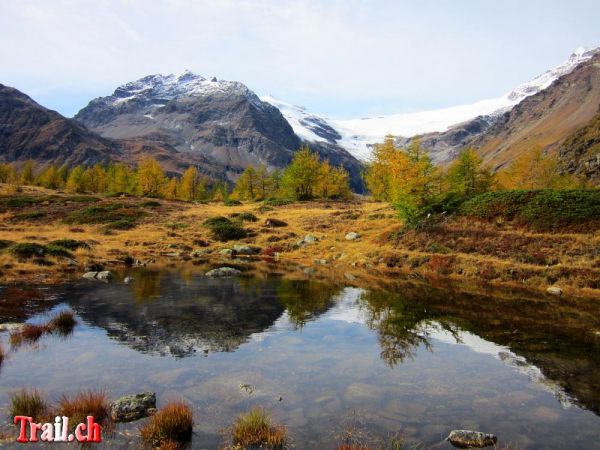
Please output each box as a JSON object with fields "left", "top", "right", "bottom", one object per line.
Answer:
{"left": 36, "top": 165, "right": 63, "bottom": 189}
{"left": 447, "top": 147, "right": 494, "bottom": 196}
{"left": 179, "top": 166, "right": 205, "bottom": 201}
{"left": 498, "top": 148, "right": 581, "bottom": 189}
{"left": 281, "top": 146, "right": 322, "bottom": 200}
{"left": 0, "top": 163, "right": 16, "bottom": 183}
{"left": 66, "top": 166, "right": 86, "bottom": 193}
{"left": 364, "top": 135, "right": 397, "bottom": 201}
{"left": 162, "top": 177, "right": 180, "bottom": 200}
{"left": 19, "top": 160, "right": 35, "bottom": 185}
{"left": 232, "top": 166, "right": 258, "bottom": 200}
{"left": 136, "top": 157, "right": 166, "bottom": 197}
{"left": 107, "top": 163, "right": 135, "bottom": 194}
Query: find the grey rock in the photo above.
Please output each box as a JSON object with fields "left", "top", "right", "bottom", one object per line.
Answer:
{"left": 547, "top": 286, "right": 563, "bottom": 296}
{"left": 205, "top": 267, "right": 241, "bottom": 278}
{"left": 345, "top": 232, "right": 360, "bottom": 241}
{"left": 82, "top": 271, "right": 98, "bottom": 280}
{"left": 110, "top": 392, "right": 156, "bottom": 422}
{"left": 265, "top": 218, "right": 288, "bottom": 227}
{"left": 124, "top": 276, "right": 135, "bottom": 284}
{"left": 304, "top": 235, "right": 318, "bottom": 243}
{"left": 233, "top": 244, "right": 260, "bottom": 255}
{"left": 447, "top": 430, "right": 497, "bottom": 448}
{"left": 219, "top": 248, "right": 235, "bottom": 256}
{"left": 96, "top": 271, "right": 113, "bottom": 281}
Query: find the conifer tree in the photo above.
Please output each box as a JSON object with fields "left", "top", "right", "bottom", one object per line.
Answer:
{"left": 136, "top": 157, "right": 166, "bottom": 197}
{"left": 179, "top": 166, "right": 204, "bottom": 201}
{"left": 66, "top": 166, "right": 86, "bottom": 193}
{"left": 19, "top": 160, "right": 35, "bottom": 185}
{"left": 446, "top": 147, "right": 493, "bottom": 196}
{"left": 281, "top": 146, "right": 322, "bottom": 200}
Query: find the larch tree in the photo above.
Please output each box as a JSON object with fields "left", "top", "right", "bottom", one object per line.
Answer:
{"left": 136, "top": 157, "right": 166, "bottom": 197}
{"left": 447, "top": 147, "right": 493, "bottom": 196}
{"left": 281, "top": 146, "right": 322, "bottom": 200}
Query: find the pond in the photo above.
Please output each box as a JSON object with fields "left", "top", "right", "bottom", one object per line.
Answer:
{"left": 1, "top": 268, "right": 599, "bottom": 449}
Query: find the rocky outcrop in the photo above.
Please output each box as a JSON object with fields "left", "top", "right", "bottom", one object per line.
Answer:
{"left": 110, "top": 392, "right": 157, "bottom": 422}
{"left": 558, "top": 113, "right": 600, "bottom": 182}
{"left": 447, "top": 430, "right": 497, "bottom": 448}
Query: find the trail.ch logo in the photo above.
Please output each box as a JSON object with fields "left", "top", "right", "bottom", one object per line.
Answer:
{"left": 13, "top": 416, "right": 102, "bottom": 443}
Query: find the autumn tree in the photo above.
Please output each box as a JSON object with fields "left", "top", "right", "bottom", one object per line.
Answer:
{"left": 497, "top": 148, "right": 582, "bottom": 189}
{"left": 447, "top": 147, "right": 494, "bottom": 196}
{"left": 281, "top": 146, "right": 323, "bottom": 200}
{"left": 107, "top": 163, "right": 135, "bottom": 194}
{"left": 162, "top": 177, "right": 180, "bottom": 200}
{"left": 66, "top": 166, "right": 86, "bottom": 193}
{"left": 0, "top": 163, "right": 15, "bottom": 183}
{"left": 19, "top": 160, "right": 35, "bottom": 185}
{"left": 179, "top": 166, "right": 205, "bottom": 201}
{"left": 136, "top": 157, "right": 166, "bottom": 197}
{"left": 316, "top": 160, "right": 350, "bottom": 199}
{"left": 232, "top": 166, "right": 258, "bottom": 200}
{"left": 36, "top": 165, "right": 63, "bottom": 189}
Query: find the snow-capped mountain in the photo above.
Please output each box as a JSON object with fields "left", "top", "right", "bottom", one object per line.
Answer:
{"left": 263, "top": 47, "right": 599, "bottom": 161}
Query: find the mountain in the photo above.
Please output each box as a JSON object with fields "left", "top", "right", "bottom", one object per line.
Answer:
{"left": 471, "top": 51, "right": 600, "bottom": 173}
{"left": 75, "top": 72, "right": 364, "bottom": 190}
{"left": 265, "top": 47, "right": 599, "bottom": 162}
{"left": 0, "top": 83, "right": 120, "bottom": 166}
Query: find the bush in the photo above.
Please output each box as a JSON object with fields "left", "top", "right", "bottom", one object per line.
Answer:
{"left": 65, "top": 203, "right": 142, "bottom": 225}
{"left": 13, "top": 211, "right": 45, "bottom": 221}
{"left": 9, "top": 389, "right": 48, "bottom": 420}
{"left": 230, "top": 212, "right": 258, "bottom": 222}
{"left": 102, "top": 218, "right": 138, "bottom": 232}
{"left": 8, "top": 243, "right": 47, "bottom": 259}
{"left": 140, "top": 402, "right": 193, "bottom": 446}
{"left": 224, "top": 199, "right": 242, "bottom": 206}
{"left": 43, "top": 245, "right": 74, "bottom": 258}
{"left": 231, "top": 408, "right": 287, "bottom": 449}
{"left": 263, "top": 198, "right": 293, "bottom": 207}
{"left": 208, "top": 222, "right": 247, "bottom": 242}
{"left": 1, "top": 196, "right": 44, "bottom": 208}
{"left": 141, "top": 200, "right": 162, "bottom": 208}
{"left": 459, "top": 189, "right": 600, "bottom": 229}
{"left": 49, "top": 239, "right": 91, "bottom": 251}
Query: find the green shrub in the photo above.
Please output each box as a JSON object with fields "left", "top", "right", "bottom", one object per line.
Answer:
{"left": 459, "top": 189, "right": 600, "bottom": 229}
{"left": 1, "top": 196, "right": 44, "bottom": 208}
{"left": 202, "top": 216, "right": 247, "bottom": 241}
{"left": 66, "top": 203, "right": 142, "bottom": 225}
{"left": 263, "top": 198, "right": 294, "bottom": 207}
{"left": 44, "top": 245, "right": 74, "bottom": 258}
{"left": 9, "top": 243, "right": 47, "bottom": 259}
{"left": 102, "top": 218, "right": 137, "bottom": 232}
{"left": 49, "top": 239, "right": 91, "bottom": 251}
{"left": 63, "top": 195, "right": 100, "bottom": 203}
{"left": 141, "top": 200, "right": 162, "bottom": 208}
{"left": 13, "top": 212, "right": 45, "bottom": 220}
{"left": 230, "top": 212, "right": 258, "bottom": 222}
{"left": 224, "top": 199, "right": 242, "bottom": 206}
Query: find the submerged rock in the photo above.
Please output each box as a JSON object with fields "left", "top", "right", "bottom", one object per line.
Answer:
{"left": 447, "top": 430, "right": 497, "bottom": 448}
{"left": 110, "top": 392, "right": 157, "bottom": 422}
{"left": 547, "top": 286, "right": 563, "bottom": 296}
{"left": 124, "top": 276, "right": 135, "bottom": 284}
{"left": 205, "top": 267, "right": 241, "bottom": 278}
{"left": 96, "top": 271, "right": 113, "bottom": 281}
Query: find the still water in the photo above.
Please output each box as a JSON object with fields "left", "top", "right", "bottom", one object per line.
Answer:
{"left": 1, "top": 268, "right": 599, "bottom": 449}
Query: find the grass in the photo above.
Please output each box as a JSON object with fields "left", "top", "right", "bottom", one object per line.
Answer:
{"left": 7, "top": 242, "right": 73, "bottom": 259}
{"left": 224, "top": 199, "right": 242, "bottom": 206}
{"left": 13, "top": 211, "right": 46, "bottom": 220}
{"left": 231, "top": 408, "right": 287, "bottom": 449}
{"left": 140, "top": 402, "right": 193, "bottom": 446}
{"left": 47, "top": 310, "right": 77, "bottom": 335}
{"left": 9, "top": 389, "right": 49, "bottom": 420}
{"left": 57, "top": 390, "right": 110, "bottom": 427}
{"left": 65, "top": 203, "right": 143, "bottom": 225}
{"left": 10, "top": 324, "right": 46, "bottom": 347}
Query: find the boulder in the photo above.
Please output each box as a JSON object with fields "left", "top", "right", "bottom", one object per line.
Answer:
{"left": 265, "top": 218, "right": 288, "bottom": 227}
{"left": 447, "top": 430, "right": 497, "bottom": 448}
{"left": 304, "top": 235, "right": 318, "bottom": 243}
{"left": 233, "top": 244, "right": 260, "bottom": 255}
{"left": 96, "top": 271, "right": 113, "bottom": 281}
{"left": 345, "top": 232, "right": 360, "bottom": 241}
{"left": 124, "top": 276, "right": 135, "bottom": 284}
{"left": 110, "top": 392, "right": 157, "bottom": 422}
{"left": 82, "top": 271, "right": 98, "bottom": 280}
{"left": 547, "top": 286, "right": 563, "bottom": 296}
{"left": 206, "top": 267, "right": 241, "bottom": 278}
{"left": 219, "top": 248, "right": 235, "bottom": 256}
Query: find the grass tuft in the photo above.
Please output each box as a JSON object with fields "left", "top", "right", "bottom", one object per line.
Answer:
{"left": 140, "top": 402, "right": 193, "bottom": 447}
{"left": 202, "top": 216, "right": 247, "bottom": 242}
{"left": 9, "top": 389, "right": 48, "bottom": 420}
{"left": 57, "top": 390, "right": 110, "bottom": 427}
{"left": 231, "top": 407, "right": 287, "bottom": 449}
{"left": 48, "top": 310, "right": 77, "bottom": 335}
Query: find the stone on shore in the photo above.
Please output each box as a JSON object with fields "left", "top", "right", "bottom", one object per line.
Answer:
{"left": 205, "top": 267, "right": 241, "bottom": 278}
{"left": 447, "top": 430, "right": 497, "bottom": 448}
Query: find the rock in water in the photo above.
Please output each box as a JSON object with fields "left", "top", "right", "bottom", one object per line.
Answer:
{"left": 96, "top": 271, "right": 113, "bottom": 281}
{"left": 205, "top": 267, "right": 241, "bottom": 278}
{"left": 110, "top": 392, "right": 156, "bottom": 422}
{"left": 547, "top": 286, "right": 563, "bottom": 296}
{"left": 447, "top": 430, "right": 497, "bottom": 448}
{"left": 82, "top": 271, "right": 98, "bottom": 280}
{"left": 124, "top": 276, "right": 135, "bottom": 284}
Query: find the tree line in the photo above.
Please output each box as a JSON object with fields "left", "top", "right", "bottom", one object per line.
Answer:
{"left": 364, "top": 135, "right": 587, "bottom": 227}
{"left": 0, "top": 146, "right": 352, "bottom": 202}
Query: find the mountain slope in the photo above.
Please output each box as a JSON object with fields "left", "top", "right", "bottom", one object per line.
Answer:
{"left": 471, "top": 52, "right": 600, "bottom": 172}
{"left": 75, "top": 72, "right": 363, "bottom": 189}
{"left": 0, "top": 83, "right": 120, "bottom": 166}
{"left": 557, "top": 113, "right": 600, "bottom": 181}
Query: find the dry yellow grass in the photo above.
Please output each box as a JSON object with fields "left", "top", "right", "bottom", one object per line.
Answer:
{"left": 0, "top": 184, "right": 598, "bottom": 298}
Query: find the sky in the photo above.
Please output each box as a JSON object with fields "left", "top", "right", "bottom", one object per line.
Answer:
{"left": 0, "top": 0, "right": 599, "bottom": 119}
